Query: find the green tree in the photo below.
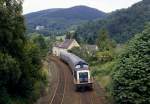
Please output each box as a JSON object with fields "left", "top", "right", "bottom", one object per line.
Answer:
{"left": 0, "top": 52, "right": 21, "bottom": 104}
{"left": 65, "top": 32, "right": 72, "bottom": 39}
{"left": 96, "top": 28, "right": 116, "bottom": 51}
{"left": 0, "top": 0, "right": 25, "bottom": 58}
{"left": 74, "top": 0, "right": 150, "bottom": 43}
{"left": 112, "top": 24, "right": 150, "bottom": 104}
{"left": 65, "top": 31, "right": 75, "bottom": 39}
{"left": 0, "top": 0, "right": 47, "bottom": 103}
{"left": 33, "top": 35, "right": 47, "bottom": 49}
{"left": 32, "top": 35, "right": 48, "bottom": 56}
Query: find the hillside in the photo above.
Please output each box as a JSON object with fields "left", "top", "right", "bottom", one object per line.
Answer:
{"left": 74, "top": 0, "right": 150, "bottom": 43}
{"left": 25, "top": 6, "right": 107, "bottom": 34}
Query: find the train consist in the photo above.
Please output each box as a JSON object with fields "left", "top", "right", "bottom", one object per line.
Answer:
{"left": 60, "top": 50, "right": 93, "bottom": 90}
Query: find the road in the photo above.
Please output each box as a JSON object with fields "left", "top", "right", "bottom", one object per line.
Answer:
{"left": 37, "top": 57, "right": 107, "bottom": 104}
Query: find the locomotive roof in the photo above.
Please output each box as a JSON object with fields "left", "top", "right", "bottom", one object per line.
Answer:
{"left": 60, "top": 51, "right": 87, "bottom": 66}
{"left": 70, "top": 53, "right": 87, "bottom": 65}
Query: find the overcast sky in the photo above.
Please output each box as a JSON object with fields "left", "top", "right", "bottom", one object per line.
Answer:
{"left": 23, "top": 0, "right": 142, "bottom": 14}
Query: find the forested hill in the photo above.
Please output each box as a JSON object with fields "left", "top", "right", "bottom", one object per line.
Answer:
{"left": 74, "top": 0, "right": 150, "bottom": 44}
{"left": 25, "top": 6, "right": 107, "bottom": 34}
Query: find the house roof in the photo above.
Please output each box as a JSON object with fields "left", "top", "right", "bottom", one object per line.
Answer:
{"left": 55, "top": 39, "right": 75, "bottom": 49}
{"left": 83, "top": 44, "right": 98, "bottom": 51}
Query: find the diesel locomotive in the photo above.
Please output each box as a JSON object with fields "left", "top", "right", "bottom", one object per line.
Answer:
{"left": 60, "top": 51, "right": 93, "bottom": 90}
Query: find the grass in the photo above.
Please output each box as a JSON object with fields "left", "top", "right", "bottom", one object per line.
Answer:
{"left": 91, "top": 61, "right": 116, "bottom": 102}
{"left": 91, "top": 61, "right": 115, "bottom": 77}
{"left": 97, "top": 76, "right": 111, "bottom": 88}
{"left": 90, "top": 61, "right": 116, "bottom": 104}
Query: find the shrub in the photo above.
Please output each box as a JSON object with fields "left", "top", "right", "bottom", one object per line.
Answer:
{"left": 96, "top": 51, "right": 113, "bottom": 63}
{"left": 112, "top": 24, "right": 150, "bottom": 104}
{"left": 0, "top": 53, "right": 20, "bottom": 104}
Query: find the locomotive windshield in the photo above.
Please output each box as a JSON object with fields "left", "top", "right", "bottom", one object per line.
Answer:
{"left": 75, "top": 61, "right": 88, "bottom": 69}
{"left": 79, "top": 72, "right": 88, "bottom": 83}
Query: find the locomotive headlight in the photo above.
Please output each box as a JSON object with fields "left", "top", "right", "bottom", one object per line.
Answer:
{"left": 83, "top": 65, "right": 88, "bottom": 68}
{"left": 75, "top": 65, "right": 80, "bottom": 69}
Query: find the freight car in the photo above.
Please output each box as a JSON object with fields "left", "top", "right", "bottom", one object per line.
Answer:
{"left": 60, "top": 50, "right": 93, "bottom": 90}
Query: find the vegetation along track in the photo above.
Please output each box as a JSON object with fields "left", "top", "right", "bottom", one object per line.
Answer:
{"left": 49, "top": 56, "right": 108, "bottom": 104}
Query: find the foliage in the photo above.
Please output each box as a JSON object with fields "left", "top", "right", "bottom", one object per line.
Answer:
{"left": 65, "top": 31, "right": 74, "bottom": 39}
{"left": 112, "top": 24, "right": 150, "bottom": 104}
{"left": 0, "top": 0, "right": 47, "bottom": 104}
{"left": 32, "top": 35, "right": 48, "bottom": 56}
{"left": 91, "top": 60, "right": 116, "bottom": 102}
{"left": 48, "top": 36, "right": 57, "bottom": 53}
{"left": 0, "top": 0, "right": 25, "bottom": 58}
{"left": 91, "top": 61, "right": 115, "bottom": 77}
{"left": 33, "top": 35, "right": 47, "bottom": 49}
{"left": 96, "top": 28, "right": 116, "bottom": 51}
{"left": 0, "top": 53, "right": 20, "bottom": 104}
{"left": 96, "top": 51, "right": 113, "bottom": 63}
{"left": 74, "top": 20, "right": 106, "bottom": 44}
{"left": 74, "top": 0, "right": 150, "bottom": 43}
{"left": 27, "top": 33, "right": 53, "bottom": 56}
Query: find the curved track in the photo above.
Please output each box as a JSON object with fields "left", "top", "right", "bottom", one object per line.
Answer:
{"left": 49, "top": 56, "right": 108, "bottom": 104}
{"left": 49, "top": 57, "right": 68, "bottom": 104}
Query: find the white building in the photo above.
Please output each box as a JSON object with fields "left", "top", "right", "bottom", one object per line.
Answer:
{"left": 83, "top": 44, "right": 98, "bottom": 56}
{"left": 52, "top": 39, "right": 80, "bottom": 56}
{"left": 35, "top": 25, "right": 45, "bottom": 30}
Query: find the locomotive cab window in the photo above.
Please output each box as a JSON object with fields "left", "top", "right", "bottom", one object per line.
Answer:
{"left": 79, "top": 72, "right": 88, "bottom": 82}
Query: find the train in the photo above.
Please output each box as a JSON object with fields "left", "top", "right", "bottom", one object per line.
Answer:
{"left": 60, "top": 50, "right": 93, "bottom": 90}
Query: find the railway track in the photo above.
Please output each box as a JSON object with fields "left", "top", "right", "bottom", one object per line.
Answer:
{"left": 48, "top": 56, "right": 108, "bottom": 104}
{"left": 49, "top": 57, "right": 67, "bottom": 104}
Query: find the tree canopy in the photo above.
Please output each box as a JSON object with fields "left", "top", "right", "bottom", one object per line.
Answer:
{"left": 0, "top": 0, "right": 47, "bottom": 104}
{"left": 96, "top": 28, "right": 116, "bottom": 51}
{"left": 112, "top": 23, "right": 150, "bottom": 104}
{"left": 74, "top": 0, "right": 150, "bottom": 44}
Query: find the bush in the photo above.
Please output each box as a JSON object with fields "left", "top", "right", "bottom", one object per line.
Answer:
{"left": 96, "top": 51, "right": 113, "bottom": 63}
{"left": 0, "top": 87, "right": 11, "bottom": 104}
{"left": 0, "top": 0, "right": 48, "bottom": 103}
{"left": 112, "top": 24, "right": 150, "bottom": 104}
{"left": 0, "top": 53, "right": 21, "bottom": 104}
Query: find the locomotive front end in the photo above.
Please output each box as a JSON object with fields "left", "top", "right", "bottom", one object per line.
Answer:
{"left": 74, "top": 67, "right": 93, "bottom": 90}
